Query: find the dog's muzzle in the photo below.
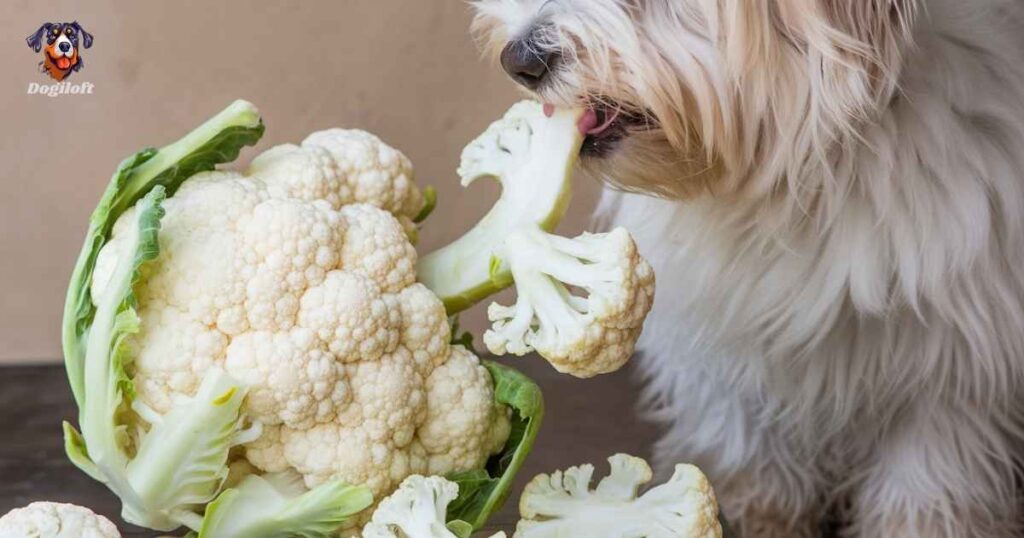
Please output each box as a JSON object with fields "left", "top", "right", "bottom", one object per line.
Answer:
{"left": 500, "top": 26, "right": 558, "bottom": 91}
{"left": 54, "top": 34, "right": 74, "bottom": 57}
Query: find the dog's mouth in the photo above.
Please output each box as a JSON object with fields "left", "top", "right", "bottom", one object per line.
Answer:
{"left": 48, "top": 52, "right": 73, "bottom": 70}
{"left": 571, "top": 102, "right": 654, "bottom": 158}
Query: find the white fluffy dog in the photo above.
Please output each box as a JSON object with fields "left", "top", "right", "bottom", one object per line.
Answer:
{"left": 473, "top": 1, "right": 1024, "bottom": 536}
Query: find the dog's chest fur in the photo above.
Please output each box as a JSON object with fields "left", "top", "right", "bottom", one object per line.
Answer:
{"left": 601, "top": 0, "right": 1024, "bottom": 478}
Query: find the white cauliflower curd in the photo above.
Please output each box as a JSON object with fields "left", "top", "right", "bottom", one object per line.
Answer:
{"left": 92, "top": 128, "right": 510, "bottom": 498}
{"left": 0, "top": 502, "right": 120, "bottom": 538}
{"left": 62, "top": 101, "right": 529, "bottom": 536}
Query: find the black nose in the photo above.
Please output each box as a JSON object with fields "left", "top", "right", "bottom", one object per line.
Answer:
{"left": 501, "top": 39, "right": 556, "bottom": 90}
{"left": 58, "top": 41, "right": 71, "bottom": 52}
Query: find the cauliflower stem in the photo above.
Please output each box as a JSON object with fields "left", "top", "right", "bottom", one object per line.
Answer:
{"left": 416, "top": 102, "right": 585, "bottom": 313}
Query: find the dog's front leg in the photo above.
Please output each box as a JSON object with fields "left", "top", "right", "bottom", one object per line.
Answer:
{"left": 648, "top": 366, "right": 825, "bottom": 538}
{"left": 846, "top": 400, "right": 1020, "bottom": 537}
{"left": 710, "top": 428, "right": 825, "bottom": 538}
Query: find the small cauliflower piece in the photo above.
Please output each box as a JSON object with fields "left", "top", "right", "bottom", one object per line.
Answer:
{"left": 484, "top": 227, "right": 654, "bottom": 378}
{"left": 417, "top": 101, "right": 655, "bottom": 378}
{"left": 0, "top": 502, "right": 120, "bottom": 538}
{"left": 362, "top": 475, "right": 462, "bottom": 538}
{"left": 514, "top": 454, "right": 721, "bottom": 538}
{"left": 362, "top": 475, "right": 511, "bottom": 538}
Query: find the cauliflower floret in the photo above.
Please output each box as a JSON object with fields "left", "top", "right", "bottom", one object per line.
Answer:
{"left": 277, "top": 350, "right": 427, "bottom": 497}
{"left": 249, "top": 143, "right": 349, "bottom": 209}
{"left": 514, "top": 454, "right": 721, "bottom": 538}
{"left": 130, "top": 302, "right": 229, "bottom": 413}
{"left": 302, "top": 129, "right": 424, "bottom": 221}
{"left": 417, "top": 100, "right": 656, "bottom": 378}
{"left": 224, "top": 328, "right": 348, "bottom": 428}
{"left": 362, "top": 475, "right": 460, "bottom": 538}
{"left": 243, "top": 424, "right": 289, "bottom": 474}
{"left": 87, "top": 126, "right": 510, "bottom": 520}
{"left": 484, "top": 227, "right": 655, "bottom": 378}
{"left": 297, "top": 271, "right": 400, "bottom": 363}
{"left": 397, "top": 284, "right": 452, "bottom": 377}
{"left": 0, "top": 502, "right": 120, "bottom": 538}
{"left": 135, "top": 172, "right": 264, "bottom": 331}
{"left": 362, "top": 475, "right": 510, "bottom": 538}
{"left": 419, "top": 346, "right": 511, "bottom": 475}
{"left": 241, "top": 197, "right": 345, "bottom": 331}
{"left": 339, "top": 204, "right": 417, "bottom": 293}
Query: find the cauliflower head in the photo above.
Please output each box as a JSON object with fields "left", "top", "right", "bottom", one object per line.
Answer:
{"left": 63, "top": 100, "right": 543, "bottom": 537}
{"left": 84, "top": 116, "right": 508, "bottom": 514}
{"left": 0, "top": 502, "right": 120, "bottom": 538}
{"left": 515, "top": 454, "right": 721, "bottom": 538}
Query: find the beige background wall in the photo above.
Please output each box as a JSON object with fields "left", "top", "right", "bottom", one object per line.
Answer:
{"left": 0, "top": 0, "right": 599, "bottom": 364}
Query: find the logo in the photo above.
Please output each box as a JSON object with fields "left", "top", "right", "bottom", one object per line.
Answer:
{"left": 26, "top": 21, "right": 94, "bottom": 82}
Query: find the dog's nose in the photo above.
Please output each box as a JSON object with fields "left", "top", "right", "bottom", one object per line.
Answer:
{"left": 58, "top": 41, "right": 71, "bottom": 52}
{"left": 500, "top": 39, "right": 556, "bottom": 90}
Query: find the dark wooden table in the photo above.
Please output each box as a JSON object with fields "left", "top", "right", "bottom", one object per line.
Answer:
{"left": 0, "top": 359, "right": 659, "bottom": 536}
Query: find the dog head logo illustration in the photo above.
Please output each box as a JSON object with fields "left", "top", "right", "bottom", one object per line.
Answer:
{"left": 26, "top": 22, "right": 94, "bottom": 81}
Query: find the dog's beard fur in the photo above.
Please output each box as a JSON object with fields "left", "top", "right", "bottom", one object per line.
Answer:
{"left": 474, "top": 0, "right": 1024, "bottom": 536}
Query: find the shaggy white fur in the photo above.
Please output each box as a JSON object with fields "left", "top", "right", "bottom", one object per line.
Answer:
{"left": 474, "top": 0, "right": 1024, "bottom": 536}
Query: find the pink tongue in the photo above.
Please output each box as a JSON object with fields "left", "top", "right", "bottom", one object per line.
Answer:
{"left": 578, "top": 108, "right": 619, "bottom": 135}
{"left": 577, "top": 109, "right": 600, "bottom": 134}
{"left": 543, "top": 103, "right": 555, "bottom": 118}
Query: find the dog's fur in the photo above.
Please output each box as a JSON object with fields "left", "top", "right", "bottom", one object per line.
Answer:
{"left": 473, "top": 1, "right": 1024, "bottom": 536}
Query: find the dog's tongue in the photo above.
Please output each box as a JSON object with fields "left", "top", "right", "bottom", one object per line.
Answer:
{"left": 577, "top": 108, "right": 619, "bottom": 136}
{"left": 56, "top": 57, "right": 71, "bottom": 69}
{"left": 577, "top": 109, "right": 600, "bottom": 134}
{"left": 543, "top": 104, "right": 617, "bottom": 135}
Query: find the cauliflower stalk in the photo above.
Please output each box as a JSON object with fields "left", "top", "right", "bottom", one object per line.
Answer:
{"left": 0, "top": 502, "right": 120, "bottom": 538}
{"left": 198, "top": 472, "right": 372, "bottom": 538}
{"left": 514, "top": 454, "right": 722, "bottom": 538}
{"left": 417, "top": 102, "right": 580, "bottom": 313}
{"left": 417, "top": 102, "right": 655, "bottom": 378}
{"left": 61, "top": 101, "right": 543, "bottom": 536}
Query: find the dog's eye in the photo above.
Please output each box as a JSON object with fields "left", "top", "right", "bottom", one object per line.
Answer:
{"left": 65, "top": 27, "right": 74, "bottom": 35}
{"left": 51, "top": 28, "right": 60, "bottom": 35}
